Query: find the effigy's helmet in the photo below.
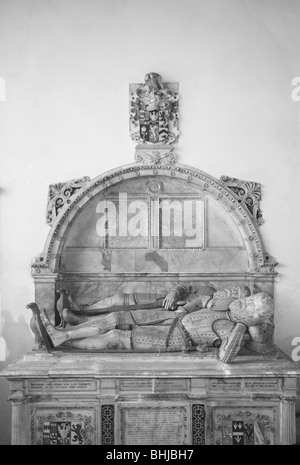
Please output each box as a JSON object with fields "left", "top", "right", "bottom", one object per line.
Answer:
{"left": 244, "top": 323, "right": 277, "bottom": 354}
{"left": 229, "top": 292, "right": 274, "bottom": 326}
{"left": 144, "top": 72, "right": 163, "bottom": 92}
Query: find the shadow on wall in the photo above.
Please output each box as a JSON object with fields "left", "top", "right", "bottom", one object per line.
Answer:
{"left": 0, "top": 311, "right": 34, "bottom": 445}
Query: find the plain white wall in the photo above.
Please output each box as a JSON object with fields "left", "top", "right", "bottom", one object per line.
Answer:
{"left": 0, "top": 0, "right": 300, "bottom": 444}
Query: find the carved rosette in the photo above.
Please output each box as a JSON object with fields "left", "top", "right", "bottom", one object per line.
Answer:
{"left": 221, "top": 176, "right": 263, "bottom": 226}
{"left": 46, "top": 176, "right": 91, "bottom": 226}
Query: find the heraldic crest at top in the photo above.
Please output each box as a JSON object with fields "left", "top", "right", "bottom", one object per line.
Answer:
{"left": 130, "top": 72, "right": 179, "bottom": 145}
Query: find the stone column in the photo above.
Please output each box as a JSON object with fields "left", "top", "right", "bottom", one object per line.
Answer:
{"left": 10, "top": 396, "right": 30, "bottom": 445}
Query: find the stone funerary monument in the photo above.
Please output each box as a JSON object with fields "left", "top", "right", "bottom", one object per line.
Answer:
{"left": 1, "top": 73, "right": 299, "bottom": 445}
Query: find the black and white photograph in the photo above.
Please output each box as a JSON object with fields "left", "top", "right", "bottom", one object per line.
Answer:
{"left": 0, "top": 0, "right": 300, "bottom": 448}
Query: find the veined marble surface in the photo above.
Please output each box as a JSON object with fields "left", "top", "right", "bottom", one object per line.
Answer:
{"left": 1, "top": 350, "right": 298, "bottom": 379}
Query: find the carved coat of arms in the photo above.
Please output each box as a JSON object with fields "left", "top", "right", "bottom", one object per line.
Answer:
{"left": 130, "top": 72, "right": 179, "bottom": 145}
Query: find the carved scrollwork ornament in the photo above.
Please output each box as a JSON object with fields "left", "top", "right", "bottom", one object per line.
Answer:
{"left": 46, "top": 176, "right": 91, "bottom": 226}
{"left": 221, "top": 175, "right": 263, "bottom": 226}
{"left": 134, "top": 146, "right": 176, "bottom": 165}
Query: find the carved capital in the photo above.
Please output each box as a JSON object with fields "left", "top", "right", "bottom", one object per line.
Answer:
{"left": 46, "top": 176, "right": 90, "bottom": 226}
{"left": 10, "top": 393, "right": 31, "bottom": 445}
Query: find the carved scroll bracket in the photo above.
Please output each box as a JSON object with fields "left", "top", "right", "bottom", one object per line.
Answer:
{"left": 221, "top": 175, "right": 263, "bottom": 226}
{"left": 46, "top": 176, "right": 91, "bottom": 226}
{"left": 31, "top": 252, "right": 48, "bottom": 271}
{"left": 260, "top": 253, "right": 279, "bottom": 272}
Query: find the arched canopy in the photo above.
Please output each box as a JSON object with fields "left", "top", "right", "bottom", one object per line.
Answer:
{"left": 31, "top": 161, "right": 276, "bottom": 279}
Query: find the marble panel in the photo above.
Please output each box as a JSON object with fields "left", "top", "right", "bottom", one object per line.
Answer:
{"left": 61, "top": 247, "right": 248, "bottom": 274}
{"left": 35, "top": 281, "right": 56, "bottom": 323}
{"left": 116, "top": 378, "right": 189, "bottom": 393}
{"left": 207, "top": 197, "right": 243, "bottom": 247}
{"left": 64, "top": 196, "right": 105, "bottom": 248}
{"left": 65, "top": 193, "right": 151, "bottom": 250}
{"left": 110, "top": 250, "right": 135, "bottom": 272}
{"left": 211, "top": 404, "right": 279, "bottom": 445}
{"left": 117, "top": 402, "right": 190, "bottom": 445}
{"left": 28, "top": 379, "right": 98, "bottom": 393}
{"left": 168, "top": 248, "right": 248, "bottom": 273}
{"left": 135, "top": 250, "right": 170, "bottom": 273}
{"left": 31, "top": 404, "right": 98, "bottom": 445}
{"left": 159, "top": 197, "right": 204, "bottom": 249}
{"left": 60, "top": 250, "right": 110, "bottom": 273}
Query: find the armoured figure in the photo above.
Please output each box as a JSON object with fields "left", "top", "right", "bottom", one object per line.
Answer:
{"left": 29, "top": 283, "right": 277, "bottom": 363}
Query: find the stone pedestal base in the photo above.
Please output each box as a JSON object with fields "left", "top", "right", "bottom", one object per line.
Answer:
{"left": 1, "top": 350, "right": 299, "bottom": 445}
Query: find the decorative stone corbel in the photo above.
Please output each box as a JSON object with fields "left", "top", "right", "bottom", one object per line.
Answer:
{"left": 260, "top": 253, "right": 279, "bottom": 272}
{"left": 31, "top": 253, "right": 48, "bottom": 271}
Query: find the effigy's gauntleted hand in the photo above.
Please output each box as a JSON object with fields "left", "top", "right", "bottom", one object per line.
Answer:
{"left": 163, "top": 289, "right": 178, "bottom": 310}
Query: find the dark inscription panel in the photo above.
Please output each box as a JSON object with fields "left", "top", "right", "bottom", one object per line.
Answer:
{"left": 120, "top": 405, "right": 189, "bottom": 445}
{"left": 118, "top": 378, "right": 189, "bottom": 393}
{"left": 209, "top": 379, "right": 242, "bottom": 391}
{"left": 28, "top": 379, "right": 98, "bottom": 392}
{"left": 244, "top": 379, "right": 280, "bottom": 391}
{"left": 209, "top": 378, "right": 281, "bottom": 393}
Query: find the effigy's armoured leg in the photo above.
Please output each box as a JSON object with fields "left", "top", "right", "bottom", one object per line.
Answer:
{"left": 85, "top": 292, "right": 128, "bottom": 310}
{"left": 63, "top": 329, "right": 132, "bottom": 350}
{"left": 218, "top": 323, "right": 247, "bottom": 363}
{"left": 40, "top": 309, "right": 122, "bottom": 347}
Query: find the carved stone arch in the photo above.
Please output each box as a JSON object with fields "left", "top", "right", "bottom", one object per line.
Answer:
{"left": 31, "top": 162, "right": 276, "bottom": 277}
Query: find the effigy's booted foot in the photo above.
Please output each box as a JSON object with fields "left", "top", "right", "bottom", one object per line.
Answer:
{"left": 218, "top": 323, "right": 247, "bottom": 364}
{"left": 40, "top": 309, "right": 69, "bottom": 347}
{"left": 66, "top": 290, "right": 82, "bottom": 313}
{"left": 63, "top": 308, "right": 90, "bottom": 326}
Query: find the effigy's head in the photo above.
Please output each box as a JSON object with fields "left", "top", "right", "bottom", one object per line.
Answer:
{"left": 229, "top": 292, "right": 274, "bottom": 326}
{"left": 213, "top": 285, "right": 250, "bottom": 301}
